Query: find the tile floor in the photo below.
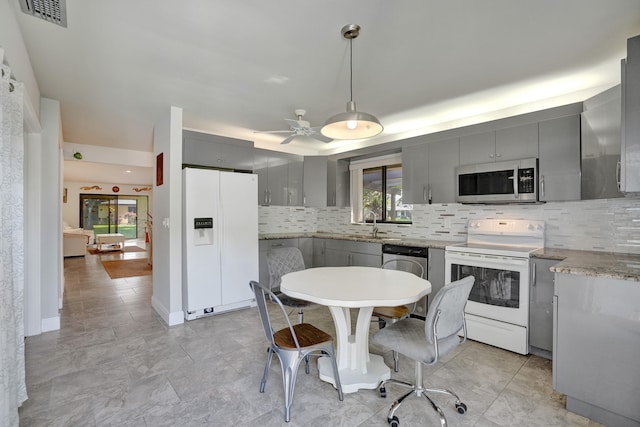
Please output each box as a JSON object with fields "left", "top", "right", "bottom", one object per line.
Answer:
{"left": 19, "top": 242, "right": 604, "bottom": 426}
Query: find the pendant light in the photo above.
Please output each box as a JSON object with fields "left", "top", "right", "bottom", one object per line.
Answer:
{"left": 321, "top": 24, "right": 383, "bottom": 140}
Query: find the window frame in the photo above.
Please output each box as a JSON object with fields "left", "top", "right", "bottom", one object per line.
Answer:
{"left": 349, "top": 153, "right": 412, "bottom": 224}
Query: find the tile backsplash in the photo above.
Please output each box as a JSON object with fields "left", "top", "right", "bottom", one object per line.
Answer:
{"left": 259, "top": 198, "right": 640, "bottom": 254}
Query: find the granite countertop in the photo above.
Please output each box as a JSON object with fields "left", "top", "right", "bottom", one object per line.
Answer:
{"left": 533, "top": 248, "right": 640, "bottom": 282}
{"left": 259, "top": 233, "right": 640, "bottom": 281}
{"left": 259, "top": 232, "right": 452, "bottom": 250}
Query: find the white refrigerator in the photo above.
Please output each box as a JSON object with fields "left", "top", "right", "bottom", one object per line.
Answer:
{"left": 182, "top": 167, "right": 258, "bottom": 320}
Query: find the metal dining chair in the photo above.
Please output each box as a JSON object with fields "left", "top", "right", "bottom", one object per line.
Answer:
{"left": 266, "top": 246, "right": 313, "bottom": 323}
{"left": 372, "top": 258, "right": 425, "bottom": 372}
{"left": 372, "top": 276, "right": 475, "bottom": 427}
{"left": 249, "top": 281, "right": 343, "bottom": 423}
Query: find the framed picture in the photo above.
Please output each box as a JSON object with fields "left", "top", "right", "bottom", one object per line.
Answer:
{"left": 156, "top": 153, "right": 164, "bottom": 186}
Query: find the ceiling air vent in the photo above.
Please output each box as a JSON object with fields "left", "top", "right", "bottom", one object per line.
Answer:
{"left": 19, "top": 0, "right": 67, "bottom": 28}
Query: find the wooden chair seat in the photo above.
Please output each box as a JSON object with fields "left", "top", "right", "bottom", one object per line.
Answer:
{"left": 373, "top": 305, "right": 410, "bottom": 320}
{"left": 274, "top": 323, "right": 334, "bottom": 349}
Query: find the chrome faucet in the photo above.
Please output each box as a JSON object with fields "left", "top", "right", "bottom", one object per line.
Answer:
{"left": 366, "top": 210, "right": 379, "bottom": 238}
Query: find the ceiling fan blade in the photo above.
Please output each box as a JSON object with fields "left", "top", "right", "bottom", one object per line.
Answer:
{"left": 254, "top": 130, "right": 294, "bottom": 134}
{"left": 280, "top": 135, "right": 297, "bottom": 145}
{"left": 309, "top": 129, "right": 333, "bottom": 143}
{"left": 284, "top": 118, "right": 304, "bottom": 129}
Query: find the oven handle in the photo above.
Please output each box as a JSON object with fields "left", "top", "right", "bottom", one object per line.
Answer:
{"left": 513, "top": 165, "right": 519, "bottom": 198}
{"left": 446, "top": 252, "right": 529, "bottom": 267}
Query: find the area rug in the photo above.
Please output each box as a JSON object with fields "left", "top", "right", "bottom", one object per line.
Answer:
{"left": 101, "top": 258, "right": 152, "bottom": 279}
{"left": 87, "top": 246, "right": 146, "bottom": 255}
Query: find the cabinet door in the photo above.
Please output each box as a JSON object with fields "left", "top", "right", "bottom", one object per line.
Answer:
{"left": 254, "top": 150, "right": 271, "bottom": 205}
{"left": 427, "top": 248, "right": 445, "bottom": 311}
{"left": 287, "top": 157, "right": 304, "bottom": 206}
{"left": 402, "top": 143, "right": 429, "bottom": 204}
{"left": 538, "top": 115, "right": 581, "bottom": 201}
{"left": 529, "top": 258, "right": 557, "bottom": 353}
{"left": 267, "top": 156, "right": 289, "bottom": 206}
{"left": 459, "top": 131, "right": 496, "bottom": 165}
{"left": 327, "top": 159, "right": 350, "bottom": 207}
{"left": 312, "top": 238, "right": 326, "bottom": 267}
{"left": 297, "top": 237, "right": 313, "bottom": 268}
{"left": 495, "top": 123, "right": 539, "bottom": 161}
{"left": 427, "top": 138, "right": 459, "bottom": 203}
{"left": 324, "top": 248, "right": 350, "bottom": 266}
{"left": 303, "top": 157, "right": 328, "bottom": 207}
{"left": 350, "top": 252, "right": 382, "bottom": 267}
{"left": 217, "top": 142, "right": 254, "bottom": 171}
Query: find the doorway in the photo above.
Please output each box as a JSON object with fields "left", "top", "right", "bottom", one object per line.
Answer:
{"left": 80, "top": 194, "right": 149, "bottom": 240}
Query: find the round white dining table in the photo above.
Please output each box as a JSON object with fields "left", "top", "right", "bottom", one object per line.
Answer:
{"left": 280, "top": 266, "right": 431, "bottom": 393}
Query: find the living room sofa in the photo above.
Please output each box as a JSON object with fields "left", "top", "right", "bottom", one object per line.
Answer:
{"left": 63, "top": 224, "right": 94, "bottom": 257}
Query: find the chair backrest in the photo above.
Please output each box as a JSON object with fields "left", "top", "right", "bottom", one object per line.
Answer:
{"left": 381, "top": 258, "right": 425, "bottom": 278}
{"left": 424, "top": 276, "right": 475, "bottom": 344}
{"left": 266, "top": 247, "right": 306, "bottom": 292}
{"left": 249, "top": 281, "right": 301, "bottom": 350}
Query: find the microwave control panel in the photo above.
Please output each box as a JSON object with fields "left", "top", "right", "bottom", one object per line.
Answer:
{"left": 518, "top": 168, "right": 535, "bottom": 193}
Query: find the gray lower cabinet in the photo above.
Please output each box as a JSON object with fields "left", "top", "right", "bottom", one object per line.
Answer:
{"left": 538, "top": 115, "right": 581, "bottom": 201}
{"left": 529, "top": 258, "right": 557, "bottom": 355}
{"left": 297, "top": 237, "right": 313, "bottom": 268}
{"left": 323, "top": 239, "right": 381, "bottom": 267}
{"left": 553, "top": 273, "right": 640, "bottom": 426}
{"left": 312, "top": 238, "right": 327, "bottom": 267}
{"left": 258, "top": 239, "right": 299, "bottom": 287}
{"left": 426, "top": 248, "right": 445, "bottom": 312}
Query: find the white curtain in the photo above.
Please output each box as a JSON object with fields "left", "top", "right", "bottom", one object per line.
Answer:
{"left": 0, "top": 61, "right": 27, "bottom": 426}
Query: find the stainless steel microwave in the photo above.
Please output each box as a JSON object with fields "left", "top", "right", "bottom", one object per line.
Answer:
{"left": 455, "top": 158, "right": 538, "bottom": 203}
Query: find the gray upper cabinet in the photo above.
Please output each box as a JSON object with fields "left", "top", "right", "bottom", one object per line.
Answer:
{"left": 254, "top": 148, "right": 303, "bottom": 206}
{"left": 402, "top": 137, "right": 459, "bottom": 204}
{"left": 327, "top": 159, "right": 350, "bottom": 207}
{"left": 427, "top": 138, "right": 459, "bottom": 203}
{"left": 621, "top": 34, "right": 640, "bottom": 193}
{"left": 495, "top": 123, "right": 539, "bottom": 161}
{"left": 459, "top": 131, "right": 496, "bottom": 165}
{"left": 460, "top": 124, "right": 537, "bottom": 165}
{"left": 302, "top": 156, "right": 349, "bottom": 207}
{"left": 303, "top": 156, "right": 328, "bottom": 207}
{"left": 581, "top": 86, "right": 623, "bottom": 200}
{"left": 182, "top": 130, "right": 254, "bottom": 171}
{"left": 402, "top": 142, "right": 429, "bottom": 204}
{"left": 538, "top": 115, "right": 581, "bottom": 201}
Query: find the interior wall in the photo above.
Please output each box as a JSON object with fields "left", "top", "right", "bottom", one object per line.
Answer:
{"left": 152, "top": 106, "right": 184, "bottom": 326}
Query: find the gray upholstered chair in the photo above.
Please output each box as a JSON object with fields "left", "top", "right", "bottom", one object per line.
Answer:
{"left": 373, "top": 258, "right": 426, "bottom": 372}
{"left": 249, "top": 281, "right": 343, "bottom": 423}
{"left": 266, "top": 246, "right": 312, "bottom": 323}
{"left": 372, "top": 275, "right": 475, "bottom": 427}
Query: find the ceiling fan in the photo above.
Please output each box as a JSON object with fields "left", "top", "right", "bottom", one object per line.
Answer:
{"left": 256, "top": 109, "right": 333, "bottom": 144}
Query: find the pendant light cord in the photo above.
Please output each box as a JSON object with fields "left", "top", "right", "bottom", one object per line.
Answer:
{"left": 349, "top": 37, "right": 353, "bottom": 103}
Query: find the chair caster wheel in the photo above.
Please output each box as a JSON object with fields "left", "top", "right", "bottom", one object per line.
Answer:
{"left": 388, "top": 415, "right": 399, "bottom": 427}
{"left": 379, "top": 386, "right": 387, "bottom": 398}
{"left": 456, "top": 402, "right": 467, "bottom": 414}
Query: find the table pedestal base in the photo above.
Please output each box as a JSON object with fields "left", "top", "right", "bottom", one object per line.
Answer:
{"left": 318, "top": 354, "right": 390, "bottom": 394}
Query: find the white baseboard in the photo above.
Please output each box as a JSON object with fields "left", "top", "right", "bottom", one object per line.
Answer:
{"left": 41, "top": 316, "right": 60, "bottom": 332}
{"left": 151, "top": 296, "right": 184, "bottom": 326}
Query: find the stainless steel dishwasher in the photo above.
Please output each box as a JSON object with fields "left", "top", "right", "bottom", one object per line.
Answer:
{"left": 382, "top": 244, "right": 429, "bottom": 319}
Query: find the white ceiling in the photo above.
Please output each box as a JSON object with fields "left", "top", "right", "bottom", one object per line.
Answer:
{"left": 11, "top": 0, "right": 640, "bottom": 184}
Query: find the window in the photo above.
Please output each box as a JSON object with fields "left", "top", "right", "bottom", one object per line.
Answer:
{"left": 350, "top": 154, "right": 412, "bottom": 224}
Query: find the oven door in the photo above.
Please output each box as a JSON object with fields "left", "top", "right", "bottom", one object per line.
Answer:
{"left": 445, "top": 251, "right": 530, "bottom": 327}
